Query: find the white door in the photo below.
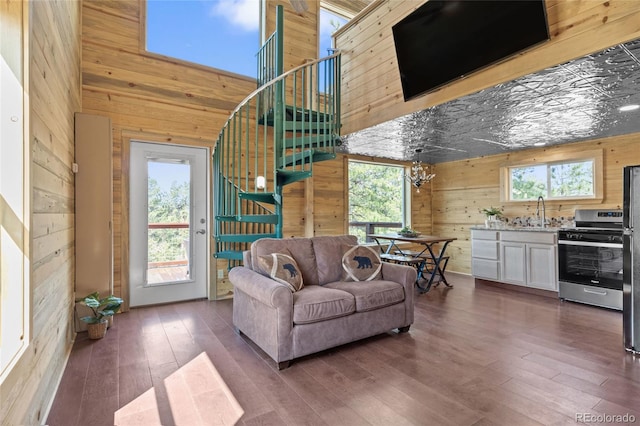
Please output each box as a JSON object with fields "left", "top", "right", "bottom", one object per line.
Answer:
{"left": 129, "top": 142, "right": 209, "bottom": 307}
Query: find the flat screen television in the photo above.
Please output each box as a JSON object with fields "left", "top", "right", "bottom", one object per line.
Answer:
{"left": 392, "top": 0, "right": 550, "bottom": 101}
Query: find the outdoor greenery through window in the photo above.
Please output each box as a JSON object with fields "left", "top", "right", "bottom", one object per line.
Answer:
{"left": 508, "top": 159, "right": 595, "bottom": 200}
{"left": 349, "top": 161, "right": 406, "bottom": 243}
{"left": 147, "top": 160, "right": 191, "bottom": 284}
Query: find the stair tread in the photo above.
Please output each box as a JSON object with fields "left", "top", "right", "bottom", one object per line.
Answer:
{"left": 239, "top": 192, "right": 281, "bottom": 204}
{"left": 215, "top": 250, "right": 245, "bottom": 260}
{"left": 284, "top": 134, "right": 341, "bottom": 149}
{"left": 217, "top": 233, "right": 277, "bottom": 243}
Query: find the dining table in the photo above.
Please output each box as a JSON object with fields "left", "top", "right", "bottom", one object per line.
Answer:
{"left": 368, "top": 233, "right": 457, "bottom": 293}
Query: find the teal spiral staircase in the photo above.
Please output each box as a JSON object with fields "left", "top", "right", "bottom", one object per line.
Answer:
{"left": 214, "top": 6, "right": 342, "bottom": 267}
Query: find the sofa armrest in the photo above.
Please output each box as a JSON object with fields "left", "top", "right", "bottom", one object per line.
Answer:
{"left": 381, "top": 261, "right": 416, "bottom": 287}
{"left": 381, "top": 262, "right": 416, "bottom": 326}
{"left": 228, "top": 266, "right": 292, "bottom": 308}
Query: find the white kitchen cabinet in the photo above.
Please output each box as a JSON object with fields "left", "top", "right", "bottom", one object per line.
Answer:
{"left": 500, "top": 230, "right": 557, "bottom": 291}
{"left": 526, "top": 243, "right": 557, "bottom": 291}
{"left": 471, "top": 230, "right": 500, "bottom": 280}
{"left": 472, "top": 229, "right": 558, "bottom": 291}
{"left": 501, "top": 242, "right": 526, "bottom": 285}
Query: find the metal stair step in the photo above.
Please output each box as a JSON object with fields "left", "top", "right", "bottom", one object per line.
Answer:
{"left": 216, "top": 233, "right": 277, "bottom": 243}
{"left": 281, "top": 150, "right": 336, "bottom": 168}
{"left": 284, "top": 134, "right": 342, "bottom": 149}
{"left": 258, "top": 106, "right": 334, "bottom": 126}
{"left": 215, "top": 250, "right": 245, "bottom": 260}
{"left": 238, "top": 192, "right": 281, "bottom": 205}
{"left": 283, "top": 120, "right": 333, "bottom": 132}
{"left": 216, "top": 214, "right": 279, "bottom": 224}
{"left": 277, "top": 170, "right": 312, "bottom": 186}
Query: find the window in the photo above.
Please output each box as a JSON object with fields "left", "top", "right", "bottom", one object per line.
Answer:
{"left": 503, "top": 150, "right": 602, "bottom": 201}
{"left": 145, "top": 0, "right": 259, "bottom": 77}
{"left": 348, "top": 160, "right": 407, "bottom": 242}
{"left": 1, "top": 3, "right": 29, "bottom": 382}
{"left": 319, "top": 8, "right": 347, "bottom": 57}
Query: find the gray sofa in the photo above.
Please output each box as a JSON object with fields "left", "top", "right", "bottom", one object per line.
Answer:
{"left": 229, "top": 235, "right": 416, "bottom": 369}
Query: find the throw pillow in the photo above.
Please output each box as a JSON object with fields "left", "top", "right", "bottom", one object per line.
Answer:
{"left": 341, "top": 245, "right": 382, "bottom": 281}
{"left": 257, "top": 253, "right": 304, "bottom": 292}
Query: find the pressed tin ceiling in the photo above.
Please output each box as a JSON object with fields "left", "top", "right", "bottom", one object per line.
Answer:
{"left": 339, "top": 38, "right": 640, "bottom": 164}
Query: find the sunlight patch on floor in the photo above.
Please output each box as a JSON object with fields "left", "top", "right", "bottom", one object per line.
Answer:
{"left": 114, "top": 352, "right": 244, "bottom": 425}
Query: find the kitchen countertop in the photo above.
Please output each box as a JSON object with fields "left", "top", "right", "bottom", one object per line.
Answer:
{"left": 470, "top": 225, "right": 562, "bottom": 233}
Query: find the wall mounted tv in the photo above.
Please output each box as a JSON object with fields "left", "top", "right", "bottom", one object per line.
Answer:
{"left": 392, "top": 0, "right": 550, "bottom": 101}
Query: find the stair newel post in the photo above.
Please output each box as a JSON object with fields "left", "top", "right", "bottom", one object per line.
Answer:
{"left": 273, "top": 4, "right": 284, "bottom": 238}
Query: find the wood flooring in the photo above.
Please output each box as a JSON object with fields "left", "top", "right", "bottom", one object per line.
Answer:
{"left": 46, "top": 273, "right": 640, "bottom": 425}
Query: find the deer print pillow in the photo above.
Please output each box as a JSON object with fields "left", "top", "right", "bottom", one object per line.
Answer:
{"left": 341, "top": 245, "right": 382, "bottom": 282}
{"left": 257, "top": 253, "right": 304, "bottom": 292}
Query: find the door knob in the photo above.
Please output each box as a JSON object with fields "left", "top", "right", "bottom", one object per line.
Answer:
{"left": 196, "top": 229, "right": 206, "bottom": 234}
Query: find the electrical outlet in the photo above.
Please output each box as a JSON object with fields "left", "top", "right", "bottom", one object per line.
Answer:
{"left": 217, "top": 269, "right": 224, "bottom": 279}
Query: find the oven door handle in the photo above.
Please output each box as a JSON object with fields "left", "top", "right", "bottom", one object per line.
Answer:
{"left": 558, "top": 240, "right": 622, "bottom": 248}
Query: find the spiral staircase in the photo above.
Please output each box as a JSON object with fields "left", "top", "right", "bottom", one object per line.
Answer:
{"left": 214, "top": 6, "right": 342, "bottom": 267}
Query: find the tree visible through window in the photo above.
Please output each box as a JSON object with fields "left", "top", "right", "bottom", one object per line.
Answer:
{"left": 509, "top": 160, "right": 595, "bottom": 200}
{"left": 349, "top": 161, "right": 406, "bottom": 242}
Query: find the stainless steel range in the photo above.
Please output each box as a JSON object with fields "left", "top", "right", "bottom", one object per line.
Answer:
{"left": 558, "top": 209, "right": 624, "bottom": 310}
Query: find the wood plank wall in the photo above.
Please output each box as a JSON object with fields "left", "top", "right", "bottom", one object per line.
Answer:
{"left": 335, "top": 0, "right": 640, "bottom": 134}
{"left": 81, "top": 0, "right": 256, "bottom": 300}
{"left": 80, "top": 0, "right": 353, "bottom": 298}
{"left": 0, "top": 1, "right": 81, "bottom": 425}
{"left": 333, "top": 0, "right": 640, "bottom": 275}
{"left": 433, "top": 133, "right": 640, "bottom": 275}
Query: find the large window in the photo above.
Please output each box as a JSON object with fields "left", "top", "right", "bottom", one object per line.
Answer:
{"left": 348, "top": 161, "right": 407, "bottom": 242}
{"left": 1, "top": 2, "right": 29, "bottom": 382}
{"left": 503, "top": 151, "right": 602, "bottom": 201}
{"left": 319, "top": 8, "right": 347, "bottom": 57}
{"left": 145, "top": 0, "right": 259, "bottom": 77}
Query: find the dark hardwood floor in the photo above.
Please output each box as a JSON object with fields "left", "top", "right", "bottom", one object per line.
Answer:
{"left": 46, "top": 274, "right": 640, "bottom": 425}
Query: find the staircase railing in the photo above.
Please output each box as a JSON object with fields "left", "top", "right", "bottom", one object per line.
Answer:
{"left": 214, "top": 52, "right": 341, "bottom": 264}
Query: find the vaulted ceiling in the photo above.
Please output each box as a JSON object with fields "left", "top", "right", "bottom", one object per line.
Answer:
{"left": 339, "top": 38, "right": 640, "bottom": 164}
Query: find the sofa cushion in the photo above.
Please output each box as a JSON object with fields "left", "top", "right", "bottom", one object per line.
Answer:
{"left": 292, "top": 286, "right": 356, "bottom": 325}
{"left": 341, "top": 245, "right": 382, "bottom": 281}
{"left": 257, "top": 253, "right": 304, "bottom": 292}
{"left": 311, "top": 235, "right": 358, "bottom": 285}
{"left": 324, "top": 280, "right": 405, "bottom": 312}
{"left": 251, "top": 237, "right": 319, "bottom": 285}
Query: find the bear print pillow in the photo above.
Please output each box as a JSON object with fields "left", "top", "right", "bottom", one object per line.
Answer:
{"left": 257, "top": 253, "right": 304, "bottom": 292}
{"left": 341, "top": 245, "right": 382, "bottom": 281}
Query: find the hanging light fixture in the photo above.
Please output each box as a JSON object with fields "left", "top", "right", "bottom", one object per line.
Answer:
{"left": 405, "top": 149, "right": 435, "bottom": 192}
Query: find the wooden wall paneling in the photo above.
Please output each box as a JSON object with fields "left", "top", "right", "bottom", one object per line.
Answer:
{"left": 0, "top": 1, "right": 81, "bottom": 425}
{"left": 82, "top": 4, "right": 140, "bottom": 50}
{"left": 335, "top": 0, "right": 640, "bottom": 135}
{"left": 265, "top": 0, "right": 319, "bottom": 68}
{"left": 434, "top": 134, "right": 640, "bottom": 275}
{"left": 81, "top": 0, "right": 260, "bottom": 301}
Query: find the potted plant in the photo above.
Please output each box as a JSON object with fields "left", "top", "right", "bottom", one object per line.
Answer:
{"left": 398, "top": 226, "right": 420, "bottom": 238}
{"left": 481, "top": 207, "right": 504, "bottom": 228}
{"left": 79, "top": 292, "right": 123, "bottom": 339}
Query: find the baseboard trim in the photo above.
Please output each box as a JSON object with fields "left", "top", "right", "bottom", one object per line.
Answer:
{"left": 474, "top": 278, "right": 558, "bottom": 299}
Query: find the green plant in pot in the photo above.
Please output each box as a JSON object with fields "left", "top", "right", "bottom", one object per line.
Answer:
{"left": 481, "top": 206, "right": 504, "bottom": 228}
{"left": 398, "top": 226, "right": 420, "bottom": 238}
{"left": 80, "top": 292, "right": 123, "bottom": 339}
{"left": 481, "top": 206, "right": 503, "bottom": 218}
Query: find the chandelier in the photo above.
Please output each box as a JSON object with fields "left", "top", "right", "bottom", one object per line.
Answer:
{"left": 405, "top": 154, "right": 435, "bottom": 192}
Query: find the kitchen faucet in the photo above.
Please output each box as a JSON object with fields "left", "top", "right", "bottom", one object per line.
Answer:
{"left": 536, "top": 196, "right": 546, "bottom": 228}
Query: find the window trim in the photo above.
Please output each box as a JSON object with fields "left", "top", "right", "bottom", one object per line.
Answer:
{"left": 499, "top": 149, "right": 603, "bottom": 203}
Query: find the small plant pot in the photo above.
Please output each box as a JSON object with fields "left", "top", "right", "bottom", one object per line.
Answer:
{"left": 87, "top": 320, "right": 108, "bottom": 339}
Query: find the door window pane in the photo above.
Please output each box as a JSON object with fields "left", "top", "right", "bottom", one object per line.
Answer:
{"left": 147, "top": 160, "right": 191, "bottom": 284}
